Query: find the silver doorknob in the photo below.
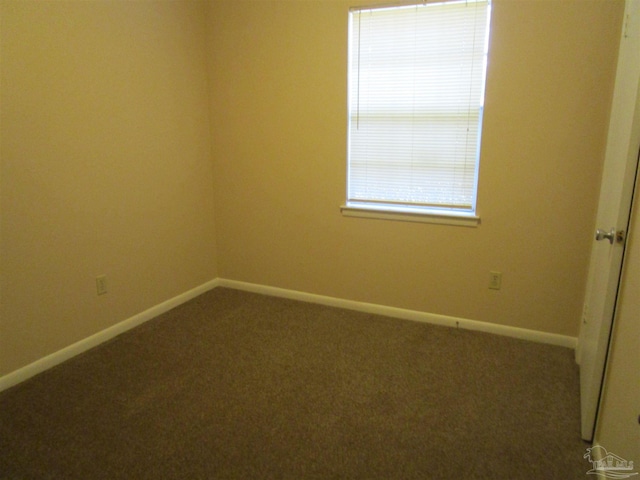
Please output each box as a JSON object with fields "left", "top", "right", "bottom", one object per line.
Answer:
{"left": 595, "top": 228, "right": 616, "bottom": 244}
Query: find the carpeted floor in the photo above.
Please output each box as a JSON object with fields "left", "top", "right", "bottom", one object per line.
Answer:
{"left": 0, "top": 287, "right": 590, "bottom": 479}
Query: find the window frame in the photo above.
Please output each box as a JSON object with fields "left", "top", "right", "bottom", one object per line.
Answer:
{"left": 341, "top": 0, "right": 491, "bottom": 227}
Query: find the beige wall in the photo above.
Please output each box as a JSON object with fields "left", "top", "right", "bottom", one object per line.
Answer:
{"left": 0, "top": 0, "right": 625, "bottom": 378}
{"left": 0, "top": 1, "right": 218, "bottom": 376}
{"left": 208, "top": 0, "right": 623, "bottom": 337}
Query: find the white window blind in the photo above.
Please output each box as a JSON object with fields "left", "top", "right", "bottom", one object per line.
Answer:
{"left": 347, "top": 0, "right": 491, "bottom": 215}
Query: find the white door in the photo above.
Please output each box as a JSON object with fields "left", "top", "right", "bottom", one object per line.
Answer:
{"left": 577, "top": 0, "right": 640, "bottom": 442}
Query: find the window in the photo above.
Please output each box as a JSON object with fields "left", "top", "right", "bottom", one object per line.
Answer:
{"left": 343, "top": 0, "right": 491, "bottom": 226}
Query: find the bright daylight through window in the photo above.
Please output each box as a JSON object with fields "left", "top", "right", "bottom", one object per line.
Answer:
{"left": 343, "top": 0, "right": 491, "bottom": 225}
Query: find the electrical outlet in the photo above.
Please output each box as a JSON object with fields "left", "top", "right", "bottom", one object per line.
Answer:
{"left": 489, "top": 271, "right": 502, "bottom": 290}
{"left": 96, "top": 275, "right": 108, "bottom": 295}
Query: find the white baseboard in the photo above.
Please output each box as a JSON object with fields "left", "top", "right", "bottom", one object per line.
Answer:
{"left": 218, "top": 279, "right": 578, "bottom": 350}
{"left": 1, "top": 276, "right": 577, "bottom": 393}
{"left": 0, "top": 278, "right": 220, "bottom": 393}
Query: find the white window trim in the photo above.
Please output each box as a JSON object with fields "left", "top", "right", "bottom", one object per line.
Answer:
{"left": 340, "top": 203, "right": 480, "bottom": 227}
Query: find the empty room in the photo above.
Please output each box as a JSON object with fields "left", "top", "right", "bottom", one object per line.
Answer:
{"left": 1, "top": 0, "right": 639, "bottom": 478}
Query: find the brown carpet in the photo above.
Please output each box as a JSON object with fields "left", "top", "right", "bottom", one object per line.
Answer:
{"left": 0, "top": 287, "right": 590, "bottom": 479}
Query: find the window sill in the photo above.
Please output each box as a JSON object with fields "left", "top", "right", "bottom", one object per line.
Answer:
{"left": 340, "top": 204, "right": 480, "bottom": 227}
